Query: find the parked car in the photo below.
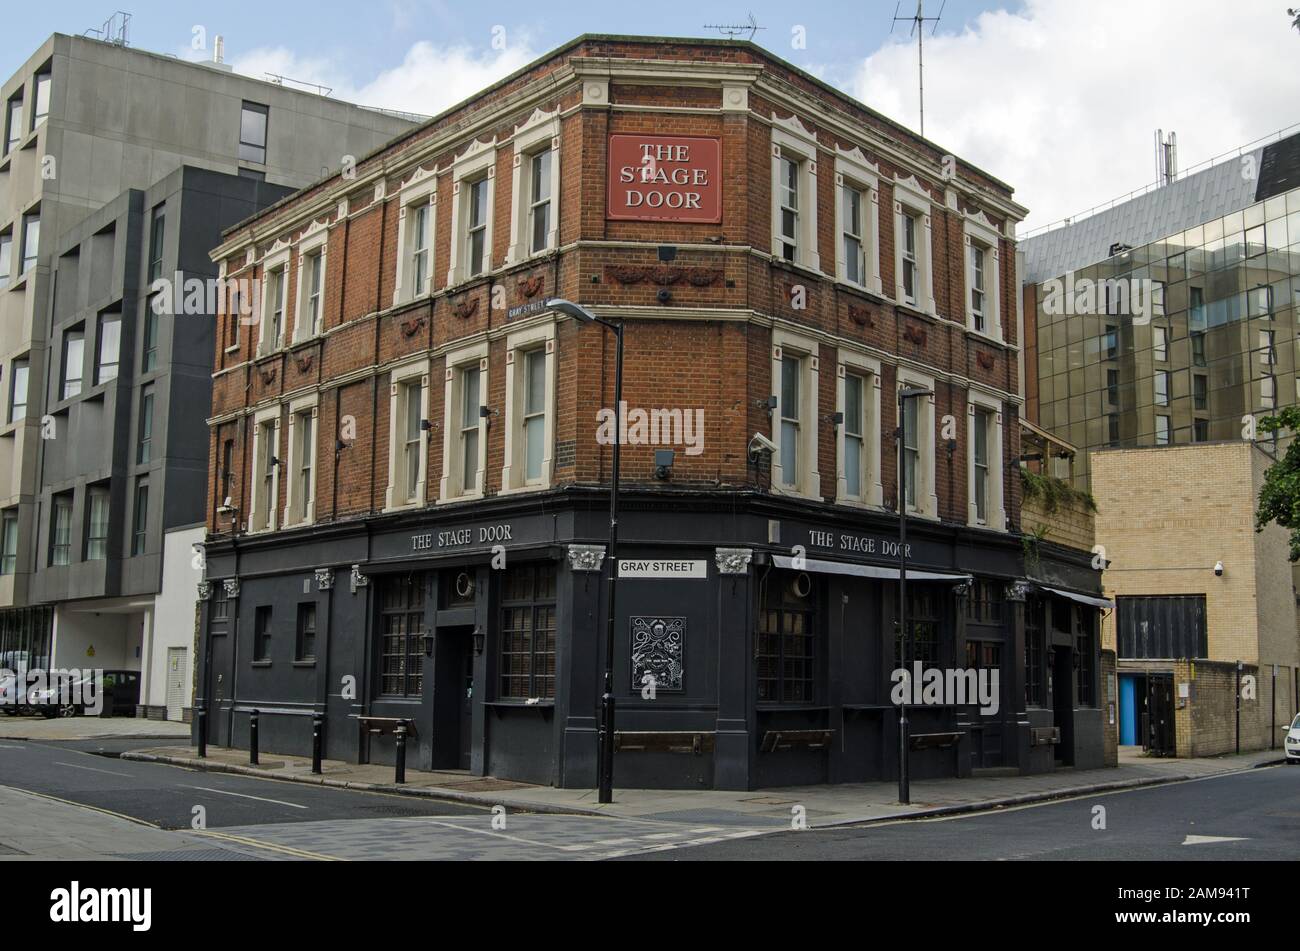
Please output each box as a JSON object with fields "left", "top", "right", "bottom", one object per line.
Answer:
{"left": 0, "top": 669, "right": 21, "bottom": 716}
{"left": 1286, "top": 714, "right": 1300, "bottom": 763}
{"left": 27, "top": 670, "right": 141, "bottom": 719}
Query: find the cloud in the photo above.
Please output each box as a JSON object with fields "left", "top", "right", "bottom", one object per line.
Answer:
{"left": 219, "top": 34, "right": 538, "bottom": 119}
{"left": 851, "top": 0, "right": 1300, "bottom": 231}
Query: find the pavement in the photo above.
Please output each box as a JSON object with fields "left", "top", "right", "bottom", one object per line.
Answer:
{"left": 0, "top": 714, "right": 190, "bottom": 741}
{"left": 120, "top": 741, "right": 1287, "bottom": 829}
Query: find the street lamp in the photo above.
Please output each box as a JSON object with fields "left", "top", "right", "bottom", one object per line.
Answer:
{"left": 896, "top": 385, "right": 932, "bottom": 805}
{"left": 546, "top": 298, "right": 623, "bottom": 804}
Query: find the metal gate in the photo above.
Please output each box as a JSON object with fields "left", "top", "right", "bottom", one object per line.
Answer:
{"left": 166, "top": 647, "right": 187, "bottom": 721}
{"left": 1143, "top": 672, "right": 1175, "bottom": 756}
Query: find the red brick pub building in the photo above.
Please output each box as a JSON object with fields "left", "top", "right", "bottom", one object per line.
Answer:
{"left": 196, "top": 35, "right": 1105, "bottom": 790}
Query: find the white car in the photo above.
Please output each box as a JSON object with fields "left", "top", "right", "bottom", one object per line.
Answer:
{"left": 1287, "top": 714, "right": 1300, "bottom": 763}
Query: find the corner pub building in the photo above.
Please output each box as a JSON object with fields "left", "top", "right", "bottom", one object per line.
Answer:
{"left": 196, "top": 35, "right": 1107, "bottom": 791}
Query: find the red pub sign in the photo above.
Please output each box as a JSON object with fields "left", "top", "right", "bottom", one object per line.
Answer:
{"left": 606, "top": 134, "right": 722, "bottom": 223}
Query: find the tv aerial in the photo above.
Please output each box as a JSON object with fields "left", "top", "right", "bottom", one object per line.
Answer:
{"left": 704, "top": 13, "right": 766, "bottom": 41}
{"left": 890, "top": 0, "right": 946, "bottom": 137}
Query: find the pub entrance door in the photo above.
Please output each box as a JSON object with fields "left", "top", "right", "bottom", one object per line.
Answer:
{"left": 1050, "top": 646, "right": 1075, "bottom": 766}
{"left": 432, "top": 626, "right": 475, "bottom": 770}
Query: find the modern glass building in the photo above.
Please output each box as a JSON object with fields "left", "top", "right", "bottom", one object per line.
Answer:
{"left": 1023, "top": 132, "right": 1300, "bottom": 488}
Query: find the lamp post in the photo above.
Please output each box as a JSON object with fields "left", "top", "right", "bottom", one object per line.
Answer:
{"left": 547, "top": 298, "right": 623, "bottom": 804}
{"left": 896, "top": 385, "right": 932, "bottom": 805}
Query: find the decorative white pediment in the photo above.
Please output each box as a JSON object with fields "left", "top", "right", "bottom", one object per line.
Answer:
{"left": 965, "top": 206, "right": 1002, "bottom": 236}
{"left": 299, "top": 217, "right": 329, "bottom": 243}
{"left": 264, "top": 235, "right": 293, "bottom": 258}
{"left": 399, "top": 164, "right": 439, "bottom": 193}
{"left": 835, "top": 144, "right": 879, "bottom": 178}
{"left": 894, "top": 172, "right": 932, "bottom": 205}
{"left": 454, "top": 135, "right": 498, "bottom": 167}
{"left": 514, "top": 106, "right": 559, "bottom": 139}
{"left": 771, "top": 111, "right": 818, "bottom": 145}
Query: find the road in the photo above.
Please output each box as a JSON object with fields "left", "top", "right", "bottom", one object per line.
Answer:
{"left": 621, "top": 764, "right": 1300, "bottom": 860}
{"left": 3, "top": 739, "right": 1297, "bottom": 861}
{"left": 0, "top": 739, "right": 765, "bottom": 860}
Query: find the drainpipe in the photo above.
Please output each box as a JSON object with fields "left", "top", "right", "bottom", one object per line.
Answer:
{"left": 1235, "top": 660, "right": 1242, "bottom": 755}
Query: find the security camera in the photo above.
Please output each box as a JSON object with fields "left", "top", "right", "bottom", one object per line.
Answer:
{"left": 748, "top": 432, "right": 777, "bottom": 462}
{"left": 1214, "top": 561, "right": 1224, "bottom": 577}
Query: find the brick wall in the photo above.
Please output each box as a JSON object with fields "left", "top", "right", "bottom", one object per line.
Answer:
{"left": 1173, "top": 659, "right": 1293, "bottom": 757}
{"left": 205, "top": 37, "right": 1027, "bottom": 541}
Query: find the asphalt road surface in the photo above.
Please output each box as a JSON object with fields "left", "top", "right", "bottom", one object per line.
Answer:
{"left": 622, "top": 764, "right": 1300, "bottom": 860}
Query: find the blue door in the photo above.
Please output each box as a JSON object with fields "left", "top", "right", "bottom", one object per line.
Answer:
{"left": 1119, "top": 674, "right": 1138, "bottom": 745}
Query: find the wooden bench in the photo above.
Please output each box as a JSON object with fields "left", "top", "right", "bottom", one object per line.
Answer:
{"left": 613, "top": 731, "right": 716, "bottom": 754}
{"left": 1030, "top": 726, "right": 1060, "bottom": 747}
{"left": 760, "top": 729, "right": 833, "bottom": 753}
{"left": 352, "top": 715, "right": 417, "bottom": 737}
{"left": 909, "top": 730, "right": 963, "bottom": 751}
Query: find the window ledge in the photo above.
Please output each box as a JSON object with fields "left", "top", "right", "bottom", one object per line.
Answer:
{"left": 250, "top": 661, "right": 271, "bottom": 668}
{"left": 964, "top": 326, "right": 1010, "bottom": 350}
{"left": 894, "top": 301, "right": 938, "bottom": 323}
{"left": 834, "top": 279, "right": 886, "bottom": 304}
{"left": 8, "top": 274, "right": 29, "bottom": 293}
{"left": 292, "top": 660, "right": 316, "bottom": 668}
{"left": 769, "top": 256, "right": 828, "bottom": 283}
{"left": 224, "top": 344, "right": 241, "bottom": 354}
{"left": 435, "top": 491, "right": 485, "bottom": 506}
{"left": 496, "top": 483, "right": 552, "bottom": 498}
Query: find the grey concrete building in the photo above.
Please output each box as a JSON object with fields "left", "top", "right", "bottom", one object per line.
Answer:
{"left": 32, "top": 167, "right": 294, "bottom": 717}
{"left": 0, "top": 31, "right": 417, "bottom": 714}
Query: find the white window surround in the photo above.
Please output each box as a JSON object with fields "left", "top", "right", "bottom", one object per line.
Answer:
{"left": 506, "top": 109, "right": 561, "bottom": 266}
{"left": 770, "top": 116, "right": 820, "bottom": 272}
{"left": 439, "top": 341, "right": 490, "bottom": 503}
{"left": 392, "top": 167, "right": 438, "bottom": 306}
{"left": 966, "top": 389, "right": 1006, "bottom": 532}
{"left": 500, "top": 319, "right": 556, "bottom": 495}
{"left": 283, "top": 393, "right": 319, "bottom": 526}
{"left": 770, "top": 325, "right": 821, "bottom": 500}
{"left": 834, "top": 148, "right": 882, "bottom": 296}
{"left": 384, "top": 358, "right": 431, "bottom": 512}
{"left": 893, "top": 175, "right": 936, "bottom": 316}
{"left": 292, "top": 223, "right": 329, "bottom": 343}
{"left": 835, "top": 349, "right": 883, "bottom": 508}
{"left": 446, "top": 138, "right": 497, "bottom": 287}
{"left": 248, "top": 404, "right": 281, "bottom": 534}
{"left": 257, "top": 244, "right": 291, "bottom": 356}
{"left": 897, "top": 369, "right": 939, "bottom": 519}
{"left": 963, "top": 211, "right": 1002, "bottom": 342}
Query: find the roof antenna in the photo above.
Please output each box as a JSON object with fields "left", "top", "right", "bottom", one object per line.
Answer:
{"left": 703, "top": 12, "right": 766, "bottom": 41}
{"left": 890, "top": 0, "right": 945, "bottom": 138}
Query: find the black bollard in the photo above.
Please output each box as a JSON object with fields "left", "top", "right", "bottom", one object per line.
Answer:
{"left": 394, "top": 723, "right": 407, "bottom": 784}
{"left": 197, "top": 708, "right": 207, "bottom": 759}
{"left": 312, "top": 713, "right": 323, "bottom": 775}
{"left": 249, "top": 708, "right": 260, "bottom": 766}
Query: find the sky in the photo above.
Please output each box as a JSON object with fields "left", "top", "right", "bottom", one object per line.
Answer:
{"left": 4, "top": 0, "right": 1297, "bottom": 231}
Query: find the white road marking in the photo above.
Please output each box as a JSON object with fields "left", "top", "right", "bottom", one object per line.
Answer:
{"left": 0, "top": 744, "right": 25, "bottom": 750}
{"left": 1182, "top": 834, "right": 1249, "bottom": 845}
{"left": 183, "top": 785, "right": 308, "bottom": 809}
{"left": 53, "top": 761, "right": 132, "bottom": 777}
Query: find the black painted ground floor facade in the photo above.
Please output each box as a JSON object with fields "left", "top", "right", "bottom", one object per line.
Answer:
{"left": 194, "top": 490, "right": 1108, "bottom": 790}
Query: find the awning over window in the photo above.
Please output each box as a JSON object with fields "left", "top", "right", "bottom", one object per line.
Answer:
{"left": 1038, "top": 584, "right": 1113, "bottom": 611}
{"left": 772, "top": 554, "right": 972, "bottom": 584}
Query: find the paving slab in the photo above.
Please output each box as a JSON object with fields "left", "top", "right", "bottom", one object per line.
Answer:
{"left": 0, "top": 715, "right": 191, "bottom": 741}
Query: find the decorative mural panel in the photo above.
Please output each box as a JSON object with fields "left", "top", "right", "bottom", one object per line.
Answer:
{"left": 630, "top": 616, "right": 685, "bottom": 692}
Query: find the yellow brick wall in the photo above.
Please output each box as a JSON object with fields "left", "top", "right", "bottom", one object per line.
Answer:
{"left": 1091, "top": 442, "right": 1298, "bottom": 675}
{"left": 1021, "top": 492, "right": 1095, "bottom": 553}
